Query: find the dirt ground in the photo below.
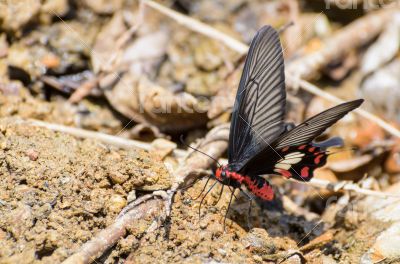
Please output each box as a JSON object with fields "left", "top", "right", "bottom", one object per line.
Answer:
{"left": 0, "top": 116, "right": 390, "bottom": 263}
{"left": 0, "top": 117, "right": 171, "bottom": 263}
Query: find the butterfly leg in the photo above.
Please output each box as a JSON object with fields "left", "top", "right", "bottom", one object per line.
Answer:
{"left": 224, "top": 187, "right": 236, "bottom": 232}
{"left": 220, "top": 186, "right": 239, "bottom": 224}
{"left": 239, "top": 188, "right": 253, "bottom": 230}
{"left": 198, "top": 180, "right": 217, "bottom": 220}
{"left": 213, "top": 185, "right": 224, "bottom": 205}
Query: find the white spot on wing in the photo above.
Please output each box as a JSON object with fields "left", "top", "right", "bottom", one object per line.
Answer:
{"left": 285, "top": 152, "right": 305, "bottom": 158}
{"left": 275, "top": 163, "right": 291, "bottom": 170}
{"left": 284, "top": 157, "right": 302, "bottom": 164}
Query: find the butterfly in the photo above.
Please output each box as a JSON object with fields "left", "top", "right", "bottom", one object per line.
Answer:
{"left": 202, "top": 25, "right": 363, "bottom": 220}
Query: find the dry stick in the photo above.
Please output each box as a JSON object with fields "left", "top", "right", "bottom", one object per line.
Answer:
{"left": 172, "top": 124, "right": 229, "bottom": 190}
{"left": 165, "top": 124, "right": 229, "bottom": 216}
{"left": 68, "top": 77, "right": 99, "bottom": 103}
{"left": 62, "top": 199, "right": 163, "bottom": 264}
{"left": 143, "top": 0, "right": 248, "bottom": 54}
{"left": 23, "top": 118, "right": 187, "bottom": 157}
{"left": 287, "top": 78, "right": 400, "bottom": 138}
{"left": 286, "top": 7, "right": 396, "bottom": 80}
{"left": 305, "top": 178, "right": 400, "bottom": 199}
{"left": 144, "top": 0, "right": 400, "bottom": 139}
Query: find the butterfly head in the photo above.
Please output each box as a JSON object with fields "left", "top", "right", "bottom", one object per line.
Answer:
{"left": 214, "top": 165, "right": 227, "bottom": 183}
{"left": 215, "top": 165, "right": 243, "bottom": 188}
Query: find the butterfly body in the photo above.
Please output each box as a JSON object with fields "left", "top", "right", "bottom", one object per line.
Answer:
{"left": 215, "top": 165, "right": 274, "bottom": 200}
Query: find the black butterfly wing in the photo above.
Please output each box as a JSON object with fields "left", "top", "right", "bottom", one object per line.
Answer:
{"left": 241, "top": 99, "right": 364, "bottom": 177}
{"left": 273, "top": 99, "right": 364, "bottom": 149}
{"left": 229, "top": 26, "right": 286, "bottom": 172}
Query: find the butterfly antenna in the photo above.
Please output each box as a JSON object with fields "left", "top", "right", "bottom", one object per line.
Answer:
{"left": 179, "top": 178, "right": 201, "bottom": 192}
{"left": 224, "top": 187, "right": 236, "bottom": 232}
{"left": 198, "top": 180, "right": 218, "bottom": 220}
{"left": 180, "top": 135, "right": 221, "bottom": 167}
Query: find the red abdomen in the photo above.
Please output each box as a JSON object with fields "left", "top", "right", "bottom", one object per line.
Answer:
{"left": 215, "top": 165, "right": 274, "bottom": 201}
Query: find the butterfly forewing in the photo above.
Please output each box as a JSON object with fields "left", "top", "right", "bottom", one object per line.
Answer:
{"left": 229, "top": 26, "right": 286, "bottom": 172}
{"left": 273, "top": 99, "right": 364, "bottom": 149}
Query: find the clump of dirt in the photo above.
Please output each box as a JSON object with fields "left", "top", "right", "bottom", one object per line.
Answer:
{"left": 0, "top": 118, "right": 171, "bottom": 263}
{"left": 0, "top": 88, "right": 123, "bottom": 135}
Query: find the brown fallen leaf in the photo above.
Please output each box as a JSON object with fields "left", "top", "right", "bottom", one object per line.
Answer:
{"left": 105, "top": 74, "right": 209, "bottom": 132}
{"left": 385, "top": 139, "right": 400, "bottom": 174}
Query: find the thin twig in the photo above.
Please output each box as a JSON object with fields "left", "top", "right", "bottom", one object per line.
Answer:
{"left": 20, "top": 118, "right": 187, "bottom": 157}
{"left": 143, "top": 0, "right": 248, "bottom": 54}
{"left": 165, "top": 124, "right": 230, "bottom": 216}
{"left": 286, "top": 77, "right": 400, "bottom": 138}
{"left": 286, "top": 7, "right": 396, "bottom": 80}
{"left": 68, "top": 77, "right": 99, "bottom": 103}
{"left": 303, "top": 178, "right": 400, "bottom": 198}
{"left": 144, "top": 0, "right": 400, "bottom": 138}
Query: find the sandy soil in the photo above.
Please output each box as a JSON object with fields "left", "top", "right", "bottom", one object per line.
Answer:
{"left": 0, "top": 118, "right": 170, "bottom": 263}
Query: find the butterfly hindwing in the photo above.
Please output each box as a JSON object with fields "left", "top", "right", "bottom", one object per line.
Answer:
{"left": 273, "top": 145, "right": 328, "bottom": 181}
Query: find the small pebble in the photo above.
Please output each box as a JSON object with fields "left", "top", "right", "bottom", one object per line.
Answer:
{"left": 217, "top": 248, "right": 227, "bottom": 257}
{"left": 108, "top": 194, "right": 127, "bottom": 213}
{"left": 199, "top": 221, "right": 208, "bottom": 229}
{"left": 109, "top": 171, "right": 129, "bottom": 184}
{"left": 127, "top": 190, "right": 136, "bottom": 203}
{"left": 283, "top": 254, "right": 302, "bottom": 264}
{"left": 26, "top": 149, "right": 39, "bottom": 161}
{"left": 253, "top": 255, "right": 263, "bottom": 263}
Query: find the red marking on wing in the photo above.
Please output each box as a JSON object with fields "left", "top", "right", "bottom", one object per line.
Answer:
{"left": 314, "top": 154, "right": 324, "bottom": 164}
{"left": 301, "top": 166, "right": 310, "bottom": 178}
{"left": 275, "top": 169, "right": 292, "bottom": 178}
{"left": 282, "top": 146, "right": 290, "bottom": 152}
{"left": 275, "top": 144, "right": 328, "bottom": 182}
